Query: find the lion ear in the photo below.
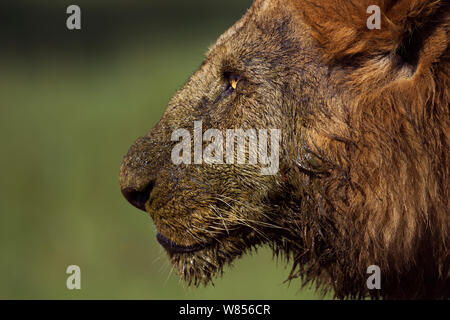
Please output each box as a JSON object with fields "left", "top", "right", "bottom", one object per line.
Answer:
{"left": 297, "top": 0, "right": 449, "bottom": 70}
{"left": 386, "top": 0, "right": 449, "bottom": 71}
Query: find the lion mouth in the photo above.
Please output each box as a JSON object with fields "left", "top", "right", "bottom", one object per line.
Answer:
{"left": 156, "top": 232, "right": 206, "bottom": 254}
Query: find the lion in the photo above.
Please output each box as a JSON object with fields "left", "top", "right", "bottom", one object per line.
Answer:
{"left": 119, "top": 0, "right": 449, "bottom": 299}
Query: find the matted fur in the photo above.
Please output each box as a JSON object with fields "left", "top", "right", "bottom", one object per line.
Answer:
{"left": 120, "top": 0, "right": 449, "bottom": 299}
{"left": 292, "top": 0, "right": 450, "bottom": 299}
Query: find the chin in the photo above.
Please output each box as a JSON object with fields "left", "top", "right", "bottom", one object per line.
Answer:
{"left": 157, "top": 231, "right": 264, "bottom": 286}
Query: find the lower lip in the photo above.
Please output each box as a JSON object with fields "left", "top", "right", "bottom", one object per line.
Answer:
{"left": 156, "top": 233, "right": 205, "bottom": 253}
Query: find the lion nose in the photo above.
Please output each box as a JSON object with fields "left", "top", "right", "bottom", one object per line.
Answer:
{"left": 121, "top": 182, "right": 154, "bottom": 212}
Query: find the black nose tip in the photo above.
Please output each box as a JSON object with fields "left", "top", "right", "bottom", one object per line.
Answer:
{"left": 121, "top": 183, "right": 154, "bottom": 212}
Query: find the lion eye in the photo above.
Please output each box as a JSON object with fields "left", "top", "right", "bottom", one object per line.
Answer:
{"left": 224, "top": 73, "right": 241, "bottom": 91}
{"left": 230, "top": 76, "right": 240, "bottom": 90}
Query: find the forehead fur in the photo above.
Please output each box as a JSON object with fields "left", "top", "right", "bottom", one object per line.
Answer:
{"left": 209, "top": 0, "right": 282, "bottom": 54}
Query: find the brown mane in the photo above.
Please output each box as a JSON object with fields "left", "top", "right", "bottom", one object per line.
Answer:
{"left": 287, "top": 0, "right": 450, "bottom": 298}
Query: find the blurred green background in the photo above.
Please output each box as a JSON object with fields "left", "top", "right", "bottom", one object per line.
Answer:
{"left": 0, "top": 0, "right": 327, "bottom": 299}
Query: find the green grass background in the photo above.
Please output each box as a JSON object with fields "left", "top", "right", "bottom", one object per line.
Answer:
{"left": 0, "top": 0, "right": 329, "bottom": 299}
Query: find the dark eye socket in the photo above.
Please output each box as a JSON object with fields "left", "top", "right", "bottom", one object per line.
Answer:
{"left": 223, "top": 72, "right": 242, "bottom": 91}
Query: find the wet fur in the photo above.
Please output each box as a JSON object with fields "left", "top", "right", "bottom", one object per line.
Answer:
{"left": 120, "top": 0, "right": 449, "bottom": 299}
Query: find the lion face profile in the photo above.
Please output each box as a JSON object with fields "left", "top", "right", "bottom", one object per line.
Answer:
{"left": 119, "top": 0, "right": 449, "bottom": 299}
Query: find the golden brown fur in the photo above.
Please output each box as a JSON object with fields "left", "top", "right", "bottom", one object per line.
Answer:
{"left": 120, "top": 0, "right": 449, "bottom": 299}
{"left": 294, "top": 0, "right": 450, "bottom": 298}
